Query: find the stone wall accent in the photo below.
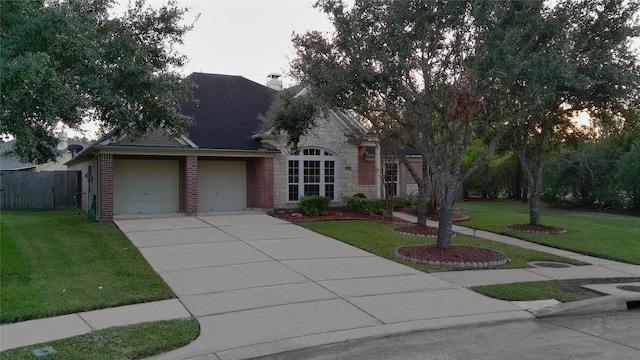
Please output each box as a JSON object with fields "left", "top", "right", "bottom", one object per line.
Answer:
{"left": 270, "top": 116, "right": 361, "bottom": 209}
{"left": 357, "top": 185, "right": 378, "bottom": 198}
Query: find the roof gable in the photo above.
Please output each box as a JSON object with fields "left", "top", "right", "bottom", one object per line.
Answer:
{"left": 182, "top": 73, "right": 274, "bottom": 151}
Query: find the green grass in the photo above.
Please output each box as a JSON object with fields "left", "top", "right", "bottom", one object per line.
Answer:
{"left": 0, "top": 318, "right": 200, "bottom": 359}
{"left": 0, "top": 210, "right": 175, "bottom": 324}
{"left": 458, "top": 200, "right": 640, "bottom": 264}
{"left": 472, "top": 277, "right": 640, "bottom": 303}
{"left": 472, "top": 281, "right": 597, "bottom": 303}
{"left": 297, "top": 220, "right": 585, "bottom": 273}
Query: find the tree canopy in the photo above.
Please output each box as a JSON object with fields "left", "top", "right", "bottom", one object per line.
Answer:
{"left": 289, "top": 0, "right": 508, "bottom": 249}
{"left": 474, "top": 0, "right": 640, "bottom": 225}
{"left": 1, "top": 0, "right": 195, "bottom": 163}
{"left": 259, "top": 89, "right": 318, "bottom": 152}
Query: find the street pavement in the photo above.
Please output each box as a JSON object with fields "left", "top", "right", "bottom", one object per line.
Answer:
{"left": 254, "top": 310, "right": 640, "bottom": 360}
{"left": 1, "top": 211, "right": 639, "bottom": 360}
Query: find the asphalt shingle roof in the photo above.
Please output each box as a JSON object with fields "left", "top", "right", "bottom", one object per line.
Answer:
{"left": 182, "top": 73, "right": 275, "bottom": 151}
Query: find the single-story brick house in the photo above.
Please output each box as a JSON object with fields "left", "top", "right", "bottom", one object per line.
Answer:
{"left": 67, "top": 72, "right": 424, "bottom": 221}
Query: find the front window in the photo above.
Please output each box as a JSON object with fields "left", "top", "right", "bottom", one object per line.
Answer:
{"left": 384, "top": 162, "right": 398, "bottom": 196}
{"left": 288, "top": 148, "right": 336, "bottom": 201}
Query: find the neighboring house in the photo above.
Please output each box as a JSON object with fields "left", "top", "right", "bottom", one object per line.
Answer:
{"left": 66, "top": 72, "right": 424, "bottom": 221}
{"left": 0, "top": 133, "right": 86, "bottom": 172}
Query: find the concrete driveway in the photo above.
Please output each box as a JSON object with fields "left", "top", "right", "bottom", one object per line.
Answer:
{"left": 115, "top": 213, "right": 530, "bottom": 360}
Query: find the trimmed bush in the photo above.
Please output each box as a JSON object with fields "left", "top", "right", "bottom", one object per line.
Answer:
{"left": 299, "top": 195, "right": 331, "bottom": 216}
{"left": 394, "top": 195, "right": 415, "bottom": 209}
{"left": 353, "top": 193, "right": 368, "bottom": 198}
{"left": 344, "top": 196, "right": 386, "bottom": 215}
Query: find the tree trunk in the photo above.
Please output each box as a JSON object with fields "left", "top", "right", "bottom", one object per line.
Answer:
{"left": 384, "top": 195, "right": 394, "bottom": 218}
{"left": 529, "top": 132, "right": 545, "bottom": 226}
{"left": 434, "top": 173, "right": 459, "bottom": 249}
{"left": 400, "top": 155, "right": 430, "bottom": 227}
{"left": 415, "top": 182, "right": 428, "bottom": 227}
{"left": 437, "top": 201, "right": 454, "bottom": 249}
{"left": 529, "top": 179, "right": 541, "bottom": 226}
{"left": 514, "top": 158, "right": 522, "bottom": 200}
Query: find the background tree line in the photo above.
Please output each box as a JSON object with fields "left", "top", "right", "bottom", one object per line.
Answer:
{"left": 465, "top": 113, "right": 640, "bottom": 213}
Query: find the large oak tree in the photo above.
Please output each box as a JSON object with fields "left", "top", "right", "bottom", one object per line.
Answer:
{"left": 288, "top": 0, "right": 506, "bottom": 249}
{"left": 1, "top": 0, "right": 195, "bottom": 163}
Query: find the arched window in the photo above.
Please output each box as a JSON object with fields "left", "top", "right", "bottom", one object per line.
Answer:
{"left": 287, "top": 148, "right": 336, "bottom": 201}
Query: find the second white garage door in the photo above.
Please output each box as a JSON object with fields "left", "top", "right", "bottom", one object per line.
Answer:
{"left": 198, "top": 161, "right": 246, "bottom": 212}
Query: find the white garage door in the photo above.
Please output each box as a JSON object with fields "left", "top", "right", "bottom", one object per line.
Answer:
{"left": 198, "top": 161, "right": 246, "bottom": 212}
{"left": 113, "top": 159, "right": 178, "bottom": 215}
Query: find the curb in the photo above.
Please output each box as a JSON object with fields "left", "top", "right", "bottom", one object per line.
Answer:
{"left": 531, "top": 295, "right": 639, "bottom": 318}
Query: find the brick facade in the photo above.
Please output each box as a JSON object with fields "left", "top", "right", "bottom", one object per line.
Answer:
{"left": 358, "top": 146, "right": 377, "bottom": 186}
{"left": 98, "top": 153, "right": 114, "bottom": 221}
{"left": 246, "top": 157, "right": 274, "bottom": 208}
{"left": 184, "top": 156, "right": 198, "bottom": 216}
{"left": 357, "top": 146, "right": 378, "bottom": 198}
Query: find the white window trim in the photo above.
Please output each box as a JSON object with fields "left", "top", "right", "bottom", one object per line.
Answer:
{"left": 287, "top": 148, "right": 337, "bottom": 202}
{"left": 384, "top": 162, "right": 399, "bottom": 197}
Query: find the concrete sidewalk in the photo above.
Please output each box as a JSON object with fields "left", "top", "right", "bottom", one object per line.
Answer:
{"left": 0, "top": 299, "right": 190, "bottom": 351}
{"left": 2, "top": 212, "right": 639, "bottom": 360}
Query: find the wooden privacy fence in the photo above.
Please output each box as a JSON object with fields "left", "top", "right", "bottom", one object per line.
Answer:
{"left": 0, "top": 171, "right": 81, "bottom": 210}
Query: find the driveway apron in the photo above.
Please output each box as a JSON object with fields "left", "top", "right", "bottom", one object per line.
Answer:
{"left": 115, "top": 214, "right": 530, "bottom": 360}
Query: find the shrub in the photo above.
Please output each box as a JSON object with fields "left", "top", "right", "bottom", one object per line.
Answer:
{"left": 344, "top": 196, "right": 386, "bottom": 215}
{"left": 353, "top": 192, "right": 368, "bottom": 198}
{"left": 299, "top": 195, "right": 331, "bottom": 216}
{"left": 393, "top": 195, "right": 415, "bottom": 209}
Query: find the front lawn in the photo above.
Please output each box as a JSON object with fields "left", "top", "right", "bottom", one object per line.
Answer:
{"left": 298, "top": 220, "right": 585, "bottom": 272}
{"left": 0, "top": 210, "right": 175, "bottom": 324}
{"left": 458, "top": 200, "right": 640, "bottom": 264}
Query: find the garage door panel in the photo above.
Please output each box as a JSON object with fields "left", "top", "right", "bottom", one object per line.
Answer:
{"left": 198, "top": 161, "right": 245, "bottom": 212}
{"left": 114, "top": 159, "right": 178, "bottom": 215}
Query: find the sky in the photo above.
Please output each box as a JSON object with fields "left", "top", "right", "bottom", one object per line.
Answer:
{"left": 66, "top": 0, "right": 334, "bottom": 138}
{"left": 159, "top": 0, "right": 337, "bottom": 87}
{"left": 145, "top": 0, "right": 640, "bottom": 88}
{"left": 72, "top": 0, "right": 638, "bottom": 138}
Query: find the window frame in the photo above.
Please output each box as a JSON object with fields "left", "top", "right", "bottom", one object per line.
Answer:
{"left": 384, "top": 162, "right": 399, "bottom": 197}
{"left": 287, "top": 148, "right": 336, "bottom": 202}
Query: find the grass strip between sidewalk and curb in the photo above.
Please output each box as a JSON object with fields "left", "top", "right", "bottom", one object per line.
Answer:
{"left": 0, "top": 318, "right": 200, "bottom": 359}
{"left": 472, "top": 277, "right": 640, "bottom": 303}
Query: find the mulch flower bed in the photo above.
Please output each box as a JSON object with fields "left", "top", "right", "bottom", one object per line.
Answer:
{"left": 396, "top": 207, "right": 470, "bottom": 222}
{"left": 426, "top": 213, "right": 470, "bottom": 222}
{"left": 395, "top": 244, "right": 510, "bottom": 269}
{"left": 505, "top": 223, "right": 567, "bottom": 234}
{"left": 275, "top": 209, "right": 409, "bottom": 223}
{"left": 391, "top": 225, "right": 456, "bottom": 238}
